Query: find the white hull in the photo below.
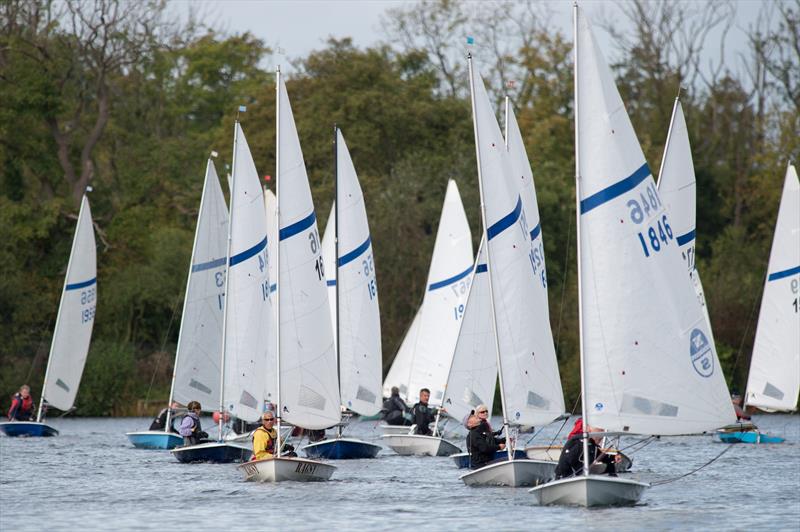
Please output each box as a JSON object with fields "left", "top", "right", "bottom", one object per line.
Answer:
{"left": 379, "top": 424, "right": 413, "bottom": 435}
{"left": 524, "top": 445, "right": 562, "bottom": 462}
{"left": 380, "top": 434, "right": 460, "bottom": 456}
{"left": 460, "top": 459, "right": 556, "bottom": 487}
{"left": 237, "top": 457, "right": 336, "bottom": 482}
{"left": 529, "top": 475, "right": 649, "bottom": 507}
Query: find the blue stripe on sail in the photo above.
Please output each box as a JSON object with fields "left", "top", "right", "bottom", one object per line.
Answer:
{"left": 475, "top": 264, "right": 488, "bottom": 274}
{"left": 530, "top": 222, "right": 541, "bottom": 240}
{"left": 279, "top": 211, "right": 316, "bottom": 241}
{"left": 191, "top": 257, "right": 226, "bottom": 273}
{"left": 327, "top": 280, "right": 336, "bottom": 287}
{"left": 487, "top": 197, "right": 522, "bottom": 241}
{"left": 338, "top": 236, "right": 371, "bottom": 267}
{"left": 65, "top": 278, "right": 97, "bottom": 291}
{"left": 229, "top": 236, "right": 267, "bottom": 267}
{"left": 676, "top": 229, "right": 696, "bottom": 246}
{"left": 580, "top": 163, "right": 651, "bottom": 214}
{"left": 768, "top": 265, "right": 800, "bottom": 282}
{"left": 428, "top": 265, "right": 472, "bottom": 291}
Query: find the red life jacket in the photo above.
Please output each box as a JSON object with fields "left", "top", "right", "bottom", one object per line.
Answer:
{"left": 8, "top": 393, "right": 34, "bottom": 420}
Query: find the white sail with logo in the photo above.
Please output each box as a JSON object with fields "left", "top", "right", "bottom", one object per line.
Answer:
{"left": 172, "top": 159, "right": 227, "bottom": 408}
{"left": 441, "top": 239, "right": 496, "bottom": 423}
{"left": 575, "top": 8, "right": 734, "bottom": 435}
{"left": 262, "top": 188, "right": 278, "bottom": 404}
{"left": 383, "top": 307, "right": 422, "bottom": 399}
{"left": 40, "top": 194, "right": 97, "bottom": 412}
{"left": 745, "top": 163, "right": 800, "bottom": 412}
{"left": 222, "top": 123, "right": 273, "bottom": 423}
{"left": 656, "top": 99, "right": 712, "bottom": 327}
{"left": 277, "top": 75, "right": 341, "bottom": 430}
{"left": 321, "top": 203, "right": 337, "bottom": 346}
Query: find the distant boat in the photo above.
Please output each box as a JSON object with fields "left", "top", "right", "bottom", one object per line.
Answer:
{"left": 171, "top": 122, "right": 270, "bottom": 464}
{"left": 530, "top": 5, "right": 735, "bottom": 507}
{"left": 720, "top": 163, "right": 799, "bottom": 444}
{"left": 0, "top": 192, "right": 96, "bottom": 438}
{"left": 302, "top": 128, "right": 383, "bottom": 460}
{"left": 238, "top": 68, "right": 340, "bottom": 482}
{"left": 127, "top": 157, "right": 227, "bottom": 450}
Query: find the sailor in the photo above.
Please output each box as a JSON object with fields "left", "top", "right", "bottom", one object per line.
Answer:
{"left": 7, "top": 385, "right": 35, "bottom": 421}
{"left": 410, "top": 388, "right": 442, "bottom": 436}
{"left": 554, "top": 424, "right": 620, "bottom": 479}
{"left": 149, "top": 401, "right": 181, "bottom": 432}
{"left": 381, "top": 386, "right": 411, "bottom": 426}
{"left": 467, "top": 405, "right": 505, "bottom": 469}
{"left": 252, "top": 412, "right": 278, "bottom": 460}
{"left": 178, "top": 401, "right": 208, "bottom": 446}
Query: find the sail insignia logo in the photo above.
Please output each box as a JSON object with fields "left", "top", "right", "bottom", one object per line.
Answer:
{"left": 690, "top": 328, "right": 714, "bottom": 378}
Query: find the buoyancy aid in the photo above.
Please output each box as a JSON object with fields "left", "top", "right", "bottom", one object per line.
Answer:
{"left": 8, "top": 393, "right": 34, "bottom": 421}
{"left": 253, "top": 426, "right": 277, "bottom": 458}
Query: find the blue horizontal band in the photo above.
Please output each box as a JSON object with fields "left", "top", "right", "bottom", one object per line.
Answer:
{"left": 580, "top": 163, "right": 651, "bottom": 214}
{"left": 279, "top": 211, "right": 316, "bottom": 241}
{"left": 327, "top": 280, "right": 336, "bottom": 287}
{"left": 428, "top": 265, "right": 472, "bottom": 291}
{"left": 229, "top": 236, "right": 267, "bottom": 267}
{"left": 530, "top": 222, "right": 541, "bottom": 240}
{"left": 338, "top": 236, "right": 371, "bottom": 267}
{"left": 676, "top": 229, "right": 696, "bottom": 246}
{"left": 191, "top": 257, "right": 226, "bottom": 273}
{"left": 475, "top": 264, "right": 488, "bottom": 274}
{"left": 487, "top": 197, "right": 522, "bottom": 241}
{"left": 66, "top": 278, "right": 96, "bottom": 291}
{"left": 768, "top": 265, "right": 800, "bottom": 282}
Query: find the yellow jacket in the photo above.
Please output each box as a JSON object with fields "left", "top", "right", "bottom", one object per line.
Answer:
{"left": 253, "top": 426, "right": 277, "bottom": 460}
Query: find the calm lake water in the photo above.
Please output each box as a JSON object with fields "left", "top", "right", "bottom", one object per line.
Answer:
{"left": 1, "top": 414, "right": 798, "bottom": 531}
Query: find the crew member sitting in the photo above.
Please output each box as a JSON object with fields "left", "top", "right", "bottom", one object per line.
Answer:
{"left": 467, "top": 405, "right": 505, "bottom": 469}
{"left": 555, "top": 424, "right": 620, "bottom": 479}
{"left": 411, "top": 388, "right": 441, "bottom": 436}
{"left": 381, "top": 386, "right": 411, "bottom": 426}
{"left": 253, "top": 412, "right": 278, "bottom": 460}
{"left": 178, "top": 401, "right": 208, "bottom": 446}
{"left": 7, "top": 385, "right": 35, "bottom": 421}
{"left": 149, "top": 401, "right": 181, "bottom": 432}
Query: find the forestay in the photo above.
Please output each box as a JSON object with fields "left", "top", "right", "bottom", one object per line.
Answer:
{"left": 42, "top": 194, "right": 97, "bottom": 412}
{"left": 575, "top": 9, "right": 735, "bottom": 435}
{"left": 442, "top": 239, "right": 497, "bottom": 423}
{"left": 335, "top": 130, "right": 383, "bottom": 416}
{"left": 277, "top": 75, "right": 341, "bottom": 430}
{"left": 222, "top": 123, "right": 274, "bottom": 422}
{"left": 745, "top": 164, "right": 800, "bottom": 412}
{"left": 404, "top": 179, "right": 474, "bottom": 406}
{"left": 172, "top": 160, "right": 227, "bottom": 408}
{"left": 471, "top": 63, "right": 565, "bottom": 426}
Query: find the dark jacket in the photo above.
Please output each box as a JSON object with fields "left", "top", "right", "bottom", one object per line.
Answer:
{"left": 149, "top": 407, "right": 178, "bottom": 432}
{"left": 555, "top": 435, "right": 615, "bottom": 479}
{"left": 382, "top": 394, "right": 410, "bottom": 426}
{"left": 411, "top": 402, "right": 437, "bottom": 435}
{"left": 467, "top": 420, "right": 505, "bottom": 469}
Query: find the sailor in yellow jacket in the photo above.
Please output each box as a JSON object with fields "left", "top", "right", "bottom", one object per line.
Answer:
{"left": 253, "top": 413, "right": 277, "bottom": 460}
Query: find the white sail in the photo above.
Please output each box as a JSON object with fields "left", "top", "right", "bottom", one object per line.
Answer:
{"left": 265, "top": 189, "right": 278, "bottom": 299}
{"left": 277, "top": 74, "right": 341, "bottom": 430}
{"left": 41, "top": 194, "right": 97, "bottom": 412}
{"left": 470, "top": 62, "right": 565, "bottom": 426}
{"left": 262, "top": 188, "right": 279, "bottom": 405}
{"left": 383, "top": 307, "right": 422, "bottom": 400}
{"left": 575, "top": 7, "right": 735, "bottom": 435}
{"left": 172, "top": 160, "right": 227, "bottom": 408}
{"left": 404, "top": 179, "right": 474, "bottom": 406}
{"left": 321, "top": 202, "right": 337, "bottom": 347}
{"left": 222, "top": 123, "right": 273, "bottom": 423}
{"left": 745, "top": 164, "right": 800, "bottom": 412}
{"left": 442, "top": 239, "right": 497, "bottom": 423}
{"left": 656, "top": 99, "right": 712, "bottom": 325}
{"left": 334, "top": 129, "right": 383, "bottom": 416}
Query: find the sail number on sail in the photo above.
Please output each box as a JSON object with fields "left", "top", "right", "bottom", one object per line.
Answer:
{"left": 80, "top": 286, "right": 96, "bottom": 324}
{"left": 309, "top": 229, "right": 325, "bottom": 281}
{"left": 626, "top": 183, "right": 675, "bottom": 257}
{"left": 363, "top": 254, "right": 377, "bottom": 300}
{"left": 792, "top": 279, "right": 799, "bottom": 313}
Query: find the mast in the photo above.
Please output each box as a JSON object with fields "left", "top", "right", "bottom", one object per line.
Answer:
{"left": 37, "top": 192, "right": 89, "bottom": 422}
{"left": 655, "top": 92, "right": 681, "bottom": 189}
{"left": 334, "top": 124, "right": 343, "bottom": 439}
{"left": 275, "top": 66, "right": 283, "bottom": 454}
{"left": 573, "top": 3, "right": 590, "bottom": 477}
{"left": 467, "top": 53, "right": 513, "bottom": 460}
{"left": 504, "top": 96, "right": 509, "bottom": 148}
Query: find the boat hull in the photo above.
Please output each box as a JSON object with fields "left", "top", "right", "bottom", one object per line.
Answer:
{"left": 718, "top": 431, "right": 785, "bottom": 444}
{"left": 238, "top": 457, "right": 336, "bottom": 482}
{"left": 379, "top": 424, "right": 413, "bottom": 435}
{"left": 381, "top": 434, "right": 460, "bottom": 456}
{"left": 452, "top": 449, "right": 526, "bottom": 469}
{"left": 0, "top": 421, "right": 58, "bottom": 437}
{"left": 302, "top": 437, "right": 382, "bottom": 459}
{"left": 529, "top": 475, "right": 649, "bottom": 507}
{"left": 170, "top": 441, "right": 252, "bottom": 463}
{"left": 126, "top": 430, "right": 182, "bottom": 450}
{"left": 460, "top": 459, "right": 556, "bottom": 487}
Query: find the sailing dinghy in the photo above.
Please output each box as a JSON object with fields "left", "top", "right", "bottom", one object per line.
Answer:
{"left": 529, "top": 5, "right": 735, "bottom": 506}
{"left": 0, "top": 192, "right": 96, "bottom": 438}
{"left": 302, "top": 128, "right": 383, "bottom": 460}
{"left": 238, "top": 68, "right": 339, "bottom": 481}
{"left": 719, "top": 163, "right": 799, "bottom": 444}
{"left": 127, "top": 157, "right": 227, "bottom": 450}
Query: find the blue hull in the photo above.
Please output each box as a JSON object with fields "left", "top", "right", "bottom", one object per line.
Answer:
{"left": 718, "top": 431, "right": 785, "bottom": 444}
{"left": 302, "top": 438, "right": 382, "bottom": 459}
{"left": 452, "top": 449, "right": 526, "bottom": 469}
{"left": 0, "top": 421, "right": 58, "bottom": 437}
{"left": 171, "top": 442, "right": 253, "bottom": 463}
{"left": 126, "top": 431, "right": 183, "bottom": 449}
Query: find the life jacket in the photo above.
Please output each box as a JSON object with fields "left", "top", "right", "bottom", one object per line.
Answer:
{"left": 253, "top": 426, "right": 276, "bottom": 455}
{"left": 182, "top": 413, "right": 201, "bottom": 436}
{"left": 8, "top": 393, "right": 34, "bottom": 421}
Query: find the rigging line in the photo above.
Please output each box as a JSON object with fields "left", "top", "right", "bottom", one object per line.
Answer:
{"left": 618, "top": 435, "right": 657, "bottom": 454}
{"left": 729, "top": 287, "right": 761, "bottom": 391}
{"left": 650, "top": 444, "right": 735, "bottom": 486}
{"left": 142, "top": 294, "right": 183, "bottom": 412}
{"left": 554, "top": 200, "right": 573, "bottom": 351}
{"left": 540, "top": 391, "right": 583, "bottom": 449}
